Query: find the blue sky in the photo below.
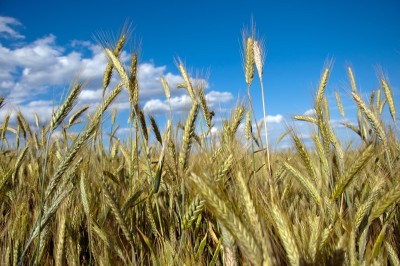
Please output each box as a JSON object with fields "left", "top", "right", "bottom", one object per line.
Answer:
{"left": 1, "top": 0, "right": 399, "bottom": 148}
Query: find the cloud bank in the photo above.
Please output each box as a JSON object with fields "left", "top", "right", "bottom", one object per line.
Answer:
{"left": 0, "top": 16, "right": 233, "bottom": 125}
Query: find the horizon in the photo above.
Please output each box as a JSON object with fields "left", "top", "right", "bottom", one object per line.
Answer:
{"left": 1, "top": 0, "right": 399, "bottom": 148}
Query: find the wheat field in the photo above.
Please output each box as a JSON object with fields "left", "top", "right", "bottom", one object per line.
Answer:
{"left": 0, "top": 28, "right": 399, "bottom": 266}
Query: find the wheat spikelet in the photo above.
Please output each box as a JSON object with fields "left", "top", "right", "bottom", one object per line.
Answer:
{"left": 379, "top": 98, "right": 387, "bottom": 116}
{"left": 322, "top": 98, "right": 330, "bottom": 120}
{"left": 244, "top": 37, "right": 255, "bottom": 86}
{"left": 167, "top": 138, "right": 178, "bottom": 176}
{"left": 352, "top": 92, "right": 387, "bottom": 147}
{"left": 13, "top": 239, "right": 20, "bottom": 266}
{"left": 369, "top": 90, "right": 376, "bottom": 109}
{"left": 230, "top": 105, "right": 245, "bottom": 136}
{"left": 55, "top": 213, "right": 66, "bottom": 266}
{"left": 315, "top": 104, "right": 331, "bottom": 154}
{"left": 190, "top": 173, "right": 263, "bottom": 265}
{"left": 161, "top": 77, "right": 171, "bottom": 100}
{"left": 293, "top": 115, "right": 318, "bottom": 124}
{"left": 91, "top": 220, "right": 127, "bottom": 263}
{"left": 182, "top": 195, "right": 205, "bottom": 229}
{"left": 178, "top": 62, "right": 196, "bottom": 102}
{"left": 316, "top": 67, "right": 330, "bottom": 104}
{"left": 128, "top": 53, "right": 139, "bottom": 111}
{"left": 179, "top": 102, "right": 199, "bottom": 171}
{"left": 369, "top": 182, "right": 400, "bottom": 223}
{"left": 9, "top": 146, "right": 28, "bottom": 183}
{"left": 68, "top": 105, "right": 88, "bottom": 127}
{"left": 129, "top": 52, "right": 138, "bottom": 84}
{"left": 284, "top": 162, "right": 322, "bottom": 206}
{"left": 308, "top": 216, "right": 321, "bottom": 262}
{"left": 80, "top": 172, "right": 90, "bottom": 216}
{"left": 236, "top": 171, "right": 272, "bottom": 263}
{"left": 101, "top": 175, "right": 134, "bottom": 245}
{"left": 0, "top": 96, "right": 4, "bottom": 110}
{"left": 354, "top": 180, "right": 382, "bottom": 231}
{"left": 349, "top": 229, "right": 357, "bottom": 266}
{"left": 381, "top": 77, "right": 396, "bottom": 124}
{"left": 270, "top": 203, "right": 300, "bottom": 266}
{"left": 138, "top": 109, "right": 148, "bottom": 143}
{"left": 105, "top": 48, "right": 132, "bottom": 94}
{"left": 328, "top": 127, "right": 344, "bottom": 175}
{"left": 20, "top": 183, "right": 73, "bottom": 264}
{"left": 196, "top": 86, "right": 211, "bottom": 128}
{"left": 45, "top": 84, "right": 122, "bottom": 200}
{"left": 292, "top": 133, "right": 317, "bottom": 184}
{"left": 16, "top": 113, "right": 26, "bottom": 140}
{"left": 347, "top": 67, "right": 357, "bottom": 92}
{"left": 331, "top": 145, "right": 374, "bottom": 200}
{"left": 253, "top": 40, "right": 265, "bottom": 80}
{"left": 245, "top": 111, "right": 252, "bottom": 142}
{"left": 149, "top": 116, "right": 162, "bottom": 144}
{"left": 385, "top": 241, "right": 400, "bottom": 266}
{"left": 51, "top": 83, "right": 82, "bottom": 131}
{"left": 216, "top": 154, "right": 233, "bottom": 182}
{"left": 335, "top": 91, "right": 345, "bottom": 117}
{"left": 376, "top": 89, "right": 381, "bottom": 108}
{"left": 1, "top": 111, "right": 10, "bottom": 143}
{"left": 18, "top": 111, "right": 33, "bottom": 140}
{"left": 146, "top": 199, "right": 159, "bottom": 236}
{"left": 15, "top": 125, "right": 20, "bottom": 148}
{"left": 5, "top": 240, "right": 11, "bottom": 266}
{"left": 103, "top": 33, "right": 126, "bottom": 95}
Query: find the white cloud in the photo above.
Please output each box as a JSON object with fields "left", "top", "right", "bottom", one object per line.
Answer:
{"left": 0, "top": 16, "right": 234, "bottom": 126}
{"left": 258, "top": 114, "right": 284, "bottom": 125}
{"left": 79, "top": 89, "right": 103, "bottom": 101}
{"left": 116, "top": 127, "right": 131, "bottom": 136}
{"left": 303, "top": 109, "right": 316, "bottom": 116}
{"left": 0, "top": 16, "right": 24, "bottom": 39}
{"left": 205, "top": 91, "right": 233, "bottom": 104}
{"left": 143, "top": 91, "right": 233, "bottom": 115}
{"left": 265, "top": 114, "right": 284, "bottom": 124}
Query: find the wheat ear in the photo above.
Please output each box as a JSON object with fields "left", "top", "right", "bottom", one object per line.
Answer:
{"left": 190, "top": 173, "right": 263, "bottom": 265}
{"left": 103, "top": 33, "right": 126, "bottom": 96}
{"left": 179, "top": 102, "right": 199, "bottom": 172}
{"left": 270, "top": 203, "right": 300, "bottom": 266}
{"left": 331, "top": 144, "right": 374, "bottom": 200}
{"left": 381, "top": 77, "right": 396, "bottom": 125}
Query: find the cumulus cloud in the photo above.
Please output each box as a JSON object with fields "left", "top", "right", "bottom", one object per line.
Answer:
{"left": 303, "top": 109, "right": 316, "bottom": 116}
{"left": 143, "top": 91, "right": 233, "bottom": 115}
{"left": 0, "top": 16, "right": 24, "bottom": 39}
{"left": 264, "top": 114, "right": 284, "bottom": 124}
{"left": 0, "top": 16, "right": 234, "bottom": 126}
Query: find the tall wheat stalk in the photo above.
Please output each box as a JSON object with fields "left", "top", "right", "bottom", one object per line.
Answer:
{"left": 253, "top": 39, "right": 272, "bottom": 177}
